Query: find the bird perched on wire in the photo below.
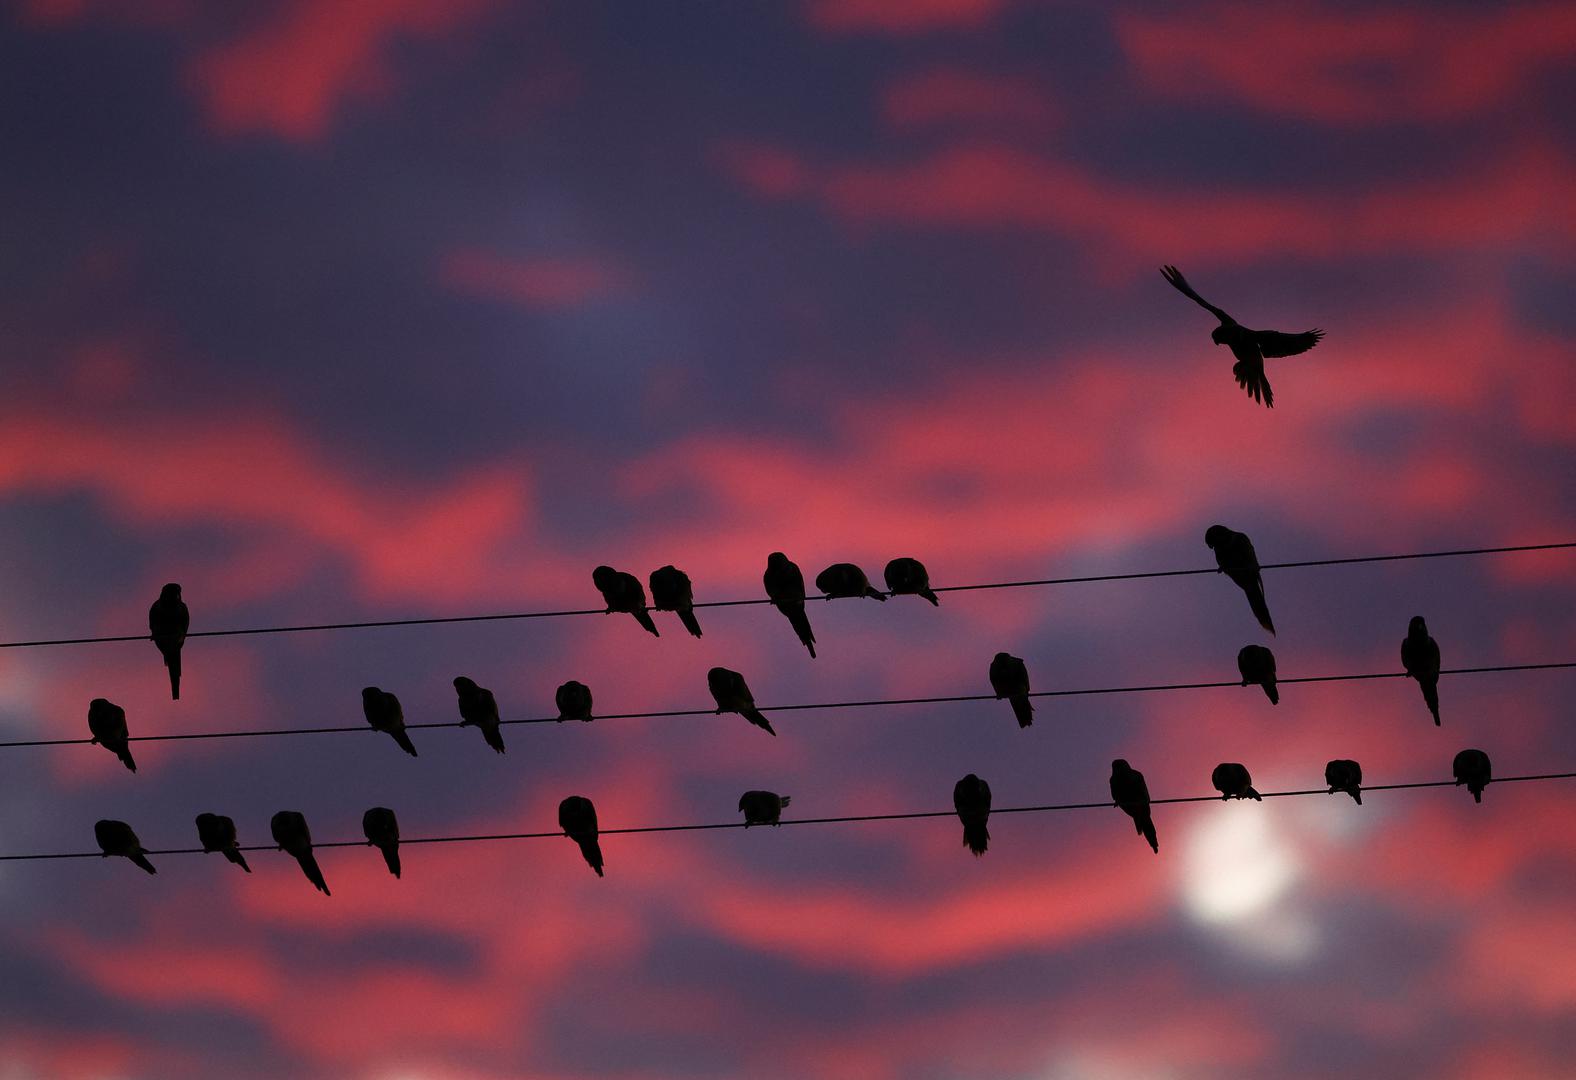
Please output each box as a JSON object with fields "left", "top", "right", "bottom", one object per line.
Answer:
{"left": 1160, "top": 265, "right": 1323, "bottom": 408}
{"left": 453, "top": 676, "right": 505, "bottom": 753}
{"left": 271, "top": 810, "right": 330, "bottom": 895}
{"left": 883, "top": 558, "right": 939, "bottom": 606}
{"left": 953, "top": 774, "right": 992, "bottom": 857}
{"left": 739, "top": 790, "right": 791, "bottom": 826}
{"left": 361, "top": 686, "right": 417, "bottom": 756}
{"left": 1453, "top": 749, "right": 1491, "bottom": 803}
{"left": 988, "top": 652, "right": 1034, "bottom": 729}
{"left": 649, "top": 565, "right": 702, "bottom": 638}
{"left": 558, "top": 795, "right": 604, "bottom": 876}
{"left": 815, "top": 562, "right": 886, "bottom": 601}
{"left": 1237, "top": 645, "right": 1279, "bottom": 704}
{"left": 362, "top": 807, "right": 401, "bottom": 878}
{"left": 148, "top": 582, "right": 189, "bottom": 701}
{"left": 1324, "top": 759, "right": 1362, "bottom": 804}
{"left": 708, "top": 667, "right": 775, "bottom": 735}
{"left": 1211, "top": 762, "right": 1262, "bottom": 801}
{"left": 95, "top": 819, "right": 156, "bottom": 875}
{"left": 764, "top": 552, "right": 817, "bottom": 658}
{"left": 1401, "top": 616, "right": 1442, "bottom": 726}
{"left": 87, "top": 698, "right": 137, "bottom": 772}
{"left": 592, "top": 566, "right": 659, "bottom": 637}
{"left": 556, "top": 680, "right": 594, "bottom": 722}
{"left": 1205, "top": 525, "right": 1276, "bottom": 635}
{"left": 1110, "top": 759, "right": 1158, "bottom": 853}
{"left": 195, "top": 812, "right": 250, "bottom": 872}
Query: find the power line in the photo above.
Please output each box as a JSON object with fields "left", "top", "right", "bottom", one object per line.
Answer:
{"left": 4, "top": 770, "right": 1573, "bottom": 863}
{"left": 0, "top": 660, "right": 1569, "bottom": 750}
{"left": 0, "top": 541, "right": 1569, "bottom": 651}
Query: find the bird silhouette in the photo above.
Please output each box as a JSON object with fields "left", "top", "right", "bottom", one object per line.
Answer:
{"left": 558, "top": 795, "right": 603, "bottom": 876}
{"left": 556, "top": 680, "right": 594, "bottom": 722}
{"left": 1160, "top": 265, "right": 1323, "bottom": 408}
{"left": 952, "top": 773, "right": 992, "bottom": 856}
{"left": 592, "top": 566, "right": 659, "bottom": 636}
{"left": 94, "top": 819, "right": 156, "bottom": 874}
{"left": 1401, "top": 616, "right": 1442, "bottom": 726}
{"left": 1110, "top": 759, "right": 1158, "bottom": 853}
{"left": 195, "top": 812, "right": 250, "bottom": 872}
{"left": 1453, "top": 749, "right": 1491, "bottom": 803}
{"left": 815, "top": 563, "right": 886, "bottom": 601}
{"left": 1324, "top": 759, "right": 1363, "bottom": 804}
{"left": 739, "top": 790, "right": 791, "bottom": 826}
{"left": 1237, "top": 645, "right": 1279, "bottom": 704}
{"left": 1205, "top": 525, "right": 1276, "bottom": 635}
{"left": 649, "top": 565, "right": 703, "bottom": 638}
{"left": 708, "top": 667, "right": 775, "bottom": 735}
{"left": 988, "top": 652, "right": 1034, "bottom": 728}
{"left": 764, "top": 552, "right": 817, "bottom": 658}
{"left": 86, "top": 698, "right": 136, "bottom": 772}
{"left": 453, "top": 676, "right": 505, "bottom": 753}
{"left": 148, "top": 582, "right": 188, "bottom": 701}
{"left": 883, "top": 557, "right": 939, "bottom": 605}
{"left": 362, "top": 807, "right": 401, "bottom": 878}
{"left": 361, "top": 686, "right": 417, "bottom": 756}
{"left": 270, "top": 810, "right": 330, "bottom": 895}
{"left": 1211, "top": 762, "right": 1262, "bottom": 801}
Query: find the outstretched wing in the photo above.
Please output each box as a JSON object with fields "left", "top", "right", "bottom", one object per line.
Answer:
{"left": 1255, "top": 328, "right": 1323, "bottom": 358}
{"left": 1160, "top": 265, "right": 1233, "bottom": 324}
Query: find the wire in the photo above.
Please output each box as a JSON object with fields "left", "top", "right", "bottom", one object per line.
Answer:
{"left": 4, "top": 770, "right": 1573, "bottom": 862}
{"left": 0, "top": 661, "right": 1569, "bottom": 750}
{"left": 0, "top": 541, "right": 1569, "bottom": 650}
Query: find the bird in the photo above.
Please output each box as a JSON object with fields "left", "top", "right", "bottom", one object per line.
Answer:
{"left": 1211, "top": 762, "right": 1262, "bottom": 801}
{"left": 883, "top": 557, "right": 939, "bottom": 605}
{"left": 270, "top": 810, "right": 330, "bottom": 895}
{"left": 195, "top": 812, "right": 250, "bottom": 872}
{"left": 556, "top": 680, "right": 594, "bottom": 722}
{"left": 1453, "top": 749, "right": 1492, "bottom": 803}
{"left": 147, "top": 582, "right": 189, "bottom": 701}
{"left": 764, "top": 552, "right": 817, "bottom": 658}
{"left": 592, "top": 566, "right": 659, "bottom": 636}
{"left": 988, "top": 652, "right": 1034, "bottom": 728}
{"left": 94, "top": 819, "right": 156, "bottom": 874}
{"left": 649, "top": 565, "right": 703, "bottom": 638}
{"left": 362, "top": 807, "right": 401, "bottom": 878}
{"left": 361, "top": 686, "right": 417, "bottom": 756}
{"left": 739, "top": 790, "right": 791, "bottom": 826}
{"left": 1401, "top": 616, "right": 1442, "bottom": 726}
{"left": 453, "top": 676, "right": 505, "bottom": 753}
{"left": 1205, "top": 525, "right": 1276, "bottom": 635}
{"left": 815, "top": 562, "right": 886, "bottom": 601}
{"left": 1237, "top": 645, "right": 1279, "bottom": 704}
{"left": 86, "top": 698, "right": 136, "bottom": 772}
{"left": 1160, "top": 264, "right": 1323, "bottom": 409}
{"left": 708, "top": 667, "right": 774, "bottom": 735}
{"left": 952, "top": 774, "right": 992, "bottom": 856}
{"left": 1324, "top": 759, "right": 1363, "bottom": 804}
{"left": 558, "top": 795, "right": 604, "bottom": 877}
{"left": 1110, "top": 759, "right": 1158, "bottom": 853}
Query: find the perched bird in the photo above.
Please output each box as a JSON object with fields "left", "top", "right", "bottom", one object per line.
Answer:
{"left": 952, "top": 774, "right": 992, "bottom": 857}
{"left": 195, "top": 812, "right": 250, "bottom": 872}
{"left": 94, "top": 819, "right": 156, "bottom": 874}
{"left": 815, "top": 563, "right": 886, "bottom": 601}
{"left": 649, "top": 565, "right": 703, "bottom": 638}
{"left": 1211, "top": 762, "right": 1262, "bottom": 801}
{"left": 988, "top": 652, "right": 1034, "bottom": 729}
{"left": 362, "top": 807, "right": 401, "bottom": 878}
{"left": 739, "top": 790, "right": 791, "bottom": 826}
{"left": 1160, "top": 264, "right": 1323, "bottom": 409}
{"left": 592, "top": 566, "right": 659, "bottom": 637}
{"left": 453, "top": 676, "right": 505, "bottom": 754}
{"left": 1401, "top": 616, "right": 1442, "bottom": 726}
{"left": 556, "top": 680, "right": 594, "bottom": 722}
{"left": 1205, "top": 525, "right": 1276, "bottom": 635}
{"left": 270, "top": 810, "right": 330, "bottom": 895}
{"left": 1453, "top": 749, "right": 1492, "bottom": 804}
{"left": 708, "top": 667, "right": 774, "bottom": 735}
{"left": 1110, "top": 759, "right": 1158, "bottom": 853}
{"left": 1324, "top": 759, "right": 1363, "bottom": 805}
{"left": 883, "top": 557, "right": 939, "bottom": 606}
{"left": 147, "top": 582, "right": 189, "bottom": 701}
{"left": 361, "top": 686, "right": 417, "bottom": 756}
{"left": 1237, "top": 644, "right": 1279, "bottom": 705}
{"left": 558, "top": 795, "right": 604, "bottom": 877}
{"left": 764, "top": 552, "right": 817, "bottom": 658}
{"left": 87, "top": 698, "right": 136, "bottom": 773}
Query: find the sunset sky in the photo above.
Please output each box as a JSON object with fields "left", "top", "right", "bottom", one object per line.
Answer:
{"left": 2, "top": 1, "right": 1575, "bottom": 1077}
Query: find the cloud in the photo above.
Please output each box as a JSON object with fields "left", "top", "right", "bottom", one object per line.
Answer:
{"left": 804, "top": 0, "right": 1006, "bottom": 35}
{"left": 438, "top": 248, "right": 628, "bottom": 310}
{"left": 880, "top": 68, "right": 1058, "bottom": 132}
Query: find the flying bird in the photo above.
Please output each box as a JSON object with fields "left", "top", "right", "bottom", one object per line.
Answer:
{"left": 1110, "top": 759, "right": 1158, "bottom": 853}
{"left": 708, "top": 667, "right": 775, "bottom": 735}
{"left": 764, "top": 552, "right": 817, "bottom": 658}
{"left": 362, "top": 686, "right": 417, "bottom": 756}
{"left": 94, "top": 819, "right": 156, "bottom": 875}
{"left": 988, "top": 652, "right": 1034, "bottom": 729}
{"left": 1211, "top": 762, "right": 1262, "bottom": 801}
{"left": 649, "top": 565, "right": 703, "bottom": 638}
{"left": 952, "top": 773, "right": 992, "bottom": 857}
{"left": 87, "top": 698, "right": 136, "bottom": 772}
{"left": 739, "top": 790, "right": 791, "bottom": 826}
{"left": 1160, "top": 264, "right": 1323, "bottom": 409}
{"left": 883, "top": 557, "right": 939, "bottom": 605}
{"left": 148, "top": 582, "right": 189, "bottom": 700}
{"left": 1453, "top": 749, "right": 1491, "bottom": 803}
{"left": 271, "top": 810, "right": 330, "bottom": 895}
{"left": 362, "top": 807, "right": 401, "bottom": 878}
{"left": 1205, "top": 525, "right": 1276, "bottom": 635}
{"left": 453, "top": 676, "right": 505, "bottom": 753}
{"left": 1324, "top": 759, "right": 1363, "bottom": 804}
{"left": 558, "top": 795, "right": 604, "bottom": 877}
{"left": 1237, "top": 645, "right": 1279, "bottom": 704}
{"left": 556, "top": 680, "right": 594, "bottom": 722}
{"left": 1401, "top": 616, "right": 1442, "bottom": 726}
{"left": 815, "top": 563, "right": 886, "bottom": 601}
{"left": 195, "top": 812, "right": 250, "bottom": 872}
{"left": 592, "top": 565, "right": 659, "bottom": 636}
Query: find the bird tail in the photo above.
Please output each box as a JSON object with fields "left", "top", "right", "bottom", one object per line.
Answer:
{"left": 131, "top": 852, "right": 157, "bottom": 875}
{"left": 744, "top": 708, "right": 776, "bottom": 736}
{"left": 116, "top": 745, "right": 137, "bottom": 773}
{"left": 1422, "top": 680, "right": 1440, "bottom": 725}
{"left": 634, "top": 609, "right": 660, "bottom": 637}
{"left": 297, "top": 853, "right": 331, "bottom": 895}
{"left": 1010, "top": 695, "right": 1033, "bottom": 729}
{"left": 1471, "top": 785, "right": 1483, "bottom": 804}
{"left": 226, "top": 848, "right": 252, "bottom": 873}
{"left": 391, "top": 729, "right": 419, "bottom": 757}
{"left": 1247, "top": 582, "right": 1276, "bottom": 635}
{"left": 166, "top": 650, "right": 181, "bottom": 700}
{"left": 962, "top": 820, "right": 989, "bottom": 856}
{"left": 1246, "top": 786, "right": 1262, "bottom": 801}
{"left": 784, "top": 606, "right": 817, "bottom": 658}
{"left": 679, "top": 609, "right": 703, "bottom": 638}
{"left": 865, "top": 587, "right": 887, "bottom": 602}
{"left": 483, "top": 725, "right": 507, "bottom": 754}
{"left": 920, "top": 588, "right": 939, "bottom": 606}
{"left": 577, "top": 836, "right": 605, "bottom": 877}
{"left": 778, "top": 796, "right": 791, "bottom": 810}
{"left": 1264, "top": 681, "right": 1279, "bottom": 705}
{"left": 1351, "top": 788, "right": 1362, "bottom": 806}
{"left": 1140, "top": 816, "right": 1158, "bottom": 853}
{"left": 380, "top": 845, "right": 401, "bottom": 879}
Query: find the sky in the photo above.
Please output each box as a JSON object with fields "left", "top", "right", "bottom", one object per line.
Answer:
{"left": 1, "top": 1, "right": 1574, "bottom": 1077}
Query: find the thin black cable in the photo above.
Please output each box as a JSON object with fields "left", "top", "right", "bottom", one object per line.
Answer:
{"left": 0, "top": 541, "right": 1569, "bottom": 650}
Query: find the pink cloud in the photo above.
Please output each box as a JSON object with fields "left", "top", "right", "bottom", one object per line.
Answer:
{"left": 805, "top": 0, "right": 1006, "bottom": 35}
{"left": 439, "top": 247, "right": 628, "bottom": 309}
{"left": 881, "top": 68, "right": 1058, "bottom": 132}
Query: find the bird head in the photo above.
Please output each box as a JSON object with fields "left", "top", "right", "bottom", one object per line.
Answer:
{"left": 361, "top": 686, "right": 382, "bottom": 704}
{"left": 767, "top": 552, "right": 788, "bottom": 566}
{"left": 1210, "top": 326, "right": 1229, "bottom": 346}
{"left": 592, "top": 565, "right": 617, "bottom": 589}
{"left": 1203, "top": 525, "right": 1232, "bottom": 549}
{"left": 1408, "top": 615, "right": 1428, "bottom": 636}
{"left": 1111, "top": 758, "right": 1131, "bottom": 774}
{"left": 453, "top": 676, "right": 476, "bottom": 692}
{"left": 160, "top": 582, "right": 182, "bottom": 600}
